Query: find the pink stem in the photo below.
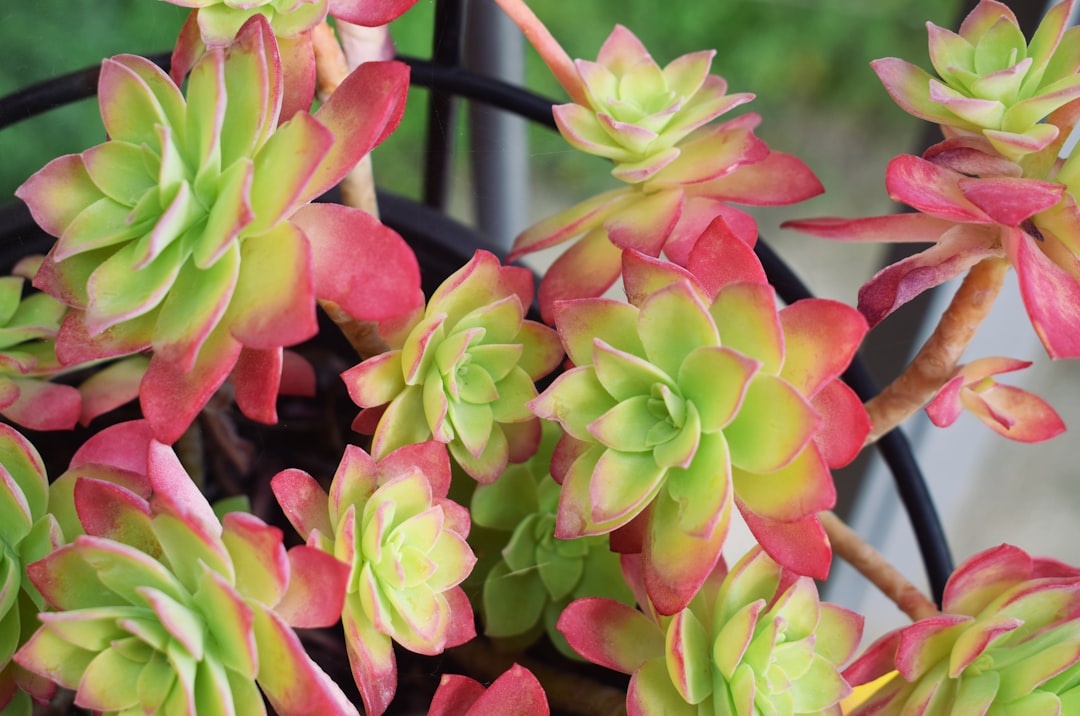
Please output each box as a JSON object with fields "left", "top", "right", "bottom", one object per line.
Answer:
{"left": 488, "top": 0, "right": 589, "bottom": 106}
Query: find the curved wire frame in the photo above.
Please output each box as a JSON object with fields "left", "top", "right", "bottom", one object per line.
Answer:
{"left": 0, "top": 43, "right": 955, "bottom": 602}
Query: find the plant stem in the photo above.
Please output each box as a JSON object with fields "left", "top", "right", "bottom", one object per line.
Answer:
{"left": 820, "top": 511, "right": 940, "bottom": 621}
{"left": 863, "top": 257, "right": 1009, "bottom": 444}
{"left": 312, "top": 21, "right": 390, "bottom": 358}
{"left": 487, "top": 0, "right": 589, "bottom": 106}
{"left": 448, "top": 640, "right": 627, "bottom": 715}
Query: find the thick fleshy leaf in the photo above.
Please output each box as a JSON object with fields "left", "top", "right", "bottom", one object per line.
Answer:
{"left": 690, "top": 149, "right": 824, "bottom": 206}
{"left": 637, "top": 280, "right": 718, "bottom": 378}
{"left": 271, "top": 468, "right": 333, "bottom": 541}
{"left": 1, "top": 379, "right": 81, "bottom": 432}
{"left": 16, "top": 155, "right": 104, "bottom": 238}
{"left": 779, "top": 298, "right": 867, "bottom": 397}
{"left": 1005, "top": 227, "right": 1080, "bottom": 358}
{"left": 858, "top": 228, "right": 1004, "bottom": 328}
{"left": 231, "top": 346, "right": 284, "bottom": 424}
{"left": 627, "top": 657, "right": 696, "bottom": 716}
{"left": 557, "top": 597, "right": 664, "bottom": 673}
{"left": 140, "top": 326, "right": 243, "bottom": 444}
{"left": 537, "top": 228, "right": 624, "bottom": 324}
{"left": 811, "top": 379, "right": 871, "bottom": 468}
{"left": 292, "top": 203, "right": 423, "bottom": 322}
{"left": 301, "top": 60, "right": 410, "bottom": 204}
{"left": 227, "top": 222, "right": 317, "bottom": 348}
{"left": 276, "top": 545, "right": 350, "bottom": 628}
{"left": 221, "top": 512, "right": 288, "bottom": 608}
{"left": 738, "top": 510, "right": 831, "bottom": 580}
{"left": 644, "top": 486, "right": 729, "bottom": 615}
{"left": 724, "top": 374, "right": 820, "bottom": 474}
{"left": 710, "top": 281, "right": 783, "bottom": 374}
{"left": 252, "top": 607, "right": 359, "bottom": 716}
{"left": 330, "top": 0, "right": 420, "bottom": 26}
{"left": 509, "top": 189, "right": 632, "bottom": 260}
{"left": 732, "top": 444, "right": 835, "bottom": 522}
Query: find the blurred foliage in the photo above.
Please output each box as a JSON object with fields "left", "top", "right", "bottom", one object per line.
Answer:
{"left": 0, "top": 0, "right": 963, "bottom": 202}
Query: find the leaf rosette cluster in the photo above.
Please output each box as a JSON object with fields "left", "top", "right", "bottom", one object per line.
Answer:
{"left": 15, "top": 421, "right": 354, "bottom": 715}
{"left": 272, "top": 441, "right": 477, "bottom": 716}
{"left": 18, "top": 16, "right": 420, "bottom": 444}
{"left": 531, "top": 227, "right": 869, "bottom": 614}
{"left": 344, "top": 250, "right": 564, "bottom": 482}
{"left": 469, "top": 423, "right": 634, "bottom": 657}
{"left": 559, "top": 547, "right": 863, "bottom": 715}
{"left": 846, "top": 544, "right": 1080, "bottom": 714}
{"left": 874, "top": 0, "right": 1080, "bottom": 159}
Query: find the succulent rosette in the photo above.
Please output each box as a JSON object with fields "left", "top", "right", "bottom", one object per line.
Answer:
{"left": 530, "top": 222, "right": 869, "bottom": 614}
{"left": 925, "top": 356, "right": 1066, "bottom": 442}
{"left": 342, "top": 250, "right": 564, "bottom": 482}
{"left": 18, "top": 16, "right": 421, "bottom": 444}
{"left": 507, "top": 25, "right": 822, "bottom": 322}
{"left": 470, "top": 422, "right": 634, "bottom": 657}
{"left": 553, "top": 24, "right": 754, "bottom": 182}
{"left": 271, "top": 441, "right": 477, "bottom": 716}
{"left": 14, "top": 420, "right": 355, "bottom": 715}
{"left": 784, "top": 139, "right": 1080, "bottom": 359}
{"left": 873, "top": 0, "right": 1080, "bottom": 159}
{"left": 165, "top": 0, "right": 420, "bottom": 119}
{"left": 0, "top": 425, "right": 63, "bottom": 714}
{"left": 0, "top": 257, "right": 80, "bottom": 431}
{"left": 845, "top": 544, "right": 1080, "bottom": 714}
{"left": 558, "top": 547, "right": 863, "bottom": 715}
{"left": 428, "top": 663, "right": 550, "bottom": 716}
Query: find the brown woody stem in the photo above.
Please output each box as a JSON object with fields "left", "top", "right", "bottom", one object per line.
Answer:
{"left": 311, "top": 21, "right": 390, "bottom": 358}
{"left": 820, "top": 511, "right": 939, "bottom": 622}
{"left": 863, "top": 257, "right": 1009, "bottom": 445}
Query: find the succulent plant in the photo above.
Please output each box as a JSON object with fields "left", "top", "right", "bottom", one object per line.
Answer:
{"left": 15, "top": 420, "right": 355, "bottom": 715}
{"left": 18, "top": 16, "right": 420, "bottom": 443}
{"left": 873, "top": 0, "right": 1080, "bottom": 160}
{"left": 0, "top": 425, "right": 62, "bottom": 714}
{"left": 530, "top": 224, "right": 868, "bottom": 614}
{"left": 558, "top": 547, "right": 863, "bottom": 715}
{"left": 343, "top": 250, "right": 564, "bottom": 482}
{"left": 845, "top": 544, "right": 1080, "bottom": 714}
{"left": 0, "top": 257, "right": 80, "bottom": 431}
{"left": 506, "top": 26, "right": 822, "bottom": 322}
{"left": 164, "top": 0, "right": 420, "bottom": 120}
{"left": 926, "top": 356, "right": 1065, "bottom": 442}
{"left": 271, "top": 441, "right": 477, "bottom": 716}
{"left": 470, "top": 422, "right": 634, "bottom": 657}
{"left": 428, "top": 663, "right": 549, "bottom": 715}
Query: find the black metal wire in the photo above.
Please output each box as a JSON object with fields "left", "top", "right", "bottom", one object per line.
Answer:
{"left": 0, "top": 41, "right": 953, "bottom": 603}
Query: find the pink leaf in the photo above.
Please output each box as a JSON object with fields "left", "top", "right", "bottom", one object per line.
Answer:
{"left": 779, "top": 298, "right": 867, "bottom": 397}
{"left": 343, "top": 607, "right": 397, "bottom": 716}
{"left": 857, "top": 228, "right": 1003, "bottom": 328}
{"left": 253, "top": 607, "right": 359, "bottom": 716}
{"left": 140, "top": 326, "right": 243, "bottom": 445}
{"left": 1004, "top": 227, "right": 1080, "bottom": 358}
{"left": 330, "top": 0, "right": 420, "bottom": 26}
{"left": 737, "top": 509, "right": 831, "bottom": 580}
{"left": 1, "top": 379, "right": 80, "bottom": 431}
{"left": 811, "top": 379, "right": 871, "bottom": 468}
{"left": 275, "top": 545, "right": 350, "bottom": 628}
{"left": 556, "top": 598, "right": 664, "bottom": 673}
{"left": 231, "top": 346, "right": 284, "bottom": 425}
{"left": 783, "top": 213, "right": 959, "bottom": 244}
{"left": 538, "top": 229, "right": 623, "bottom": 324}
{"left": 303, "top": 60, "right": 410, "bottom": 203}
{"left": 292, "top": 203, "right": 423, "bottom": 322}
{"left": 270, "top": 468, "right": 333, "bottom": 540}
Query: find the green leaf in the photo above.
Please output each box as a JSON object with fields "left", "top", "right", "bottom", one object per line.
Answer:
{"left": 482, "top": 561, "right": 547, "bottom": 638}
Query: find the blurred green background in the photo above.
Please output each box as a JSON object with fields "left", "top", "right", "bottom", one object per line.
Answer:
{"left": 0, "top": 0, "right": 963, "bottom": 206}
